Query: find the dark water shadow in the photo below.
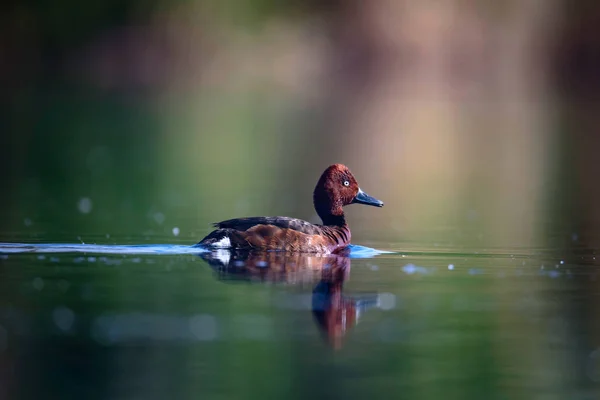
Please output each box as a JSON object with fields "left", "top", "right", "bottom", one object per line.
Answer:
{"left": 198, "top": 249, "right": 380, "bottom": 349}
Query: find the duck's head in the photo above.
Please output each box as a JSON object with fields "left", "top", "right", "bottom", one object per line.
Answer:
{"left": 313, "top": 164, "right": 383, "bottom": 225}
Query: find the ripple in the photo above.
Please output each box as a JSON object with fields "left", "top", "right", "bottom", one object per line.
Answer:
{"left": 0, "top": 242, "right": 391, "bottom": 258}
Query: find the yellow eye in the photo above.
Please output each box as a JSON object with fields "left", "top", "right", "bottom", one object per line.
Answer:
{"left": 343, "top": 180, "right": 350, "bottom": 187}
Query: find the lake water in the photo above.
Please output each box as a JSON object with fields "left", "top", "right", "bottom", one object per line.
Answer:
{"left": 2, "top": 86, "right": 598, "bottom": 399}
{"left": 1, "top": 234, "right": 599, "bottom": 400}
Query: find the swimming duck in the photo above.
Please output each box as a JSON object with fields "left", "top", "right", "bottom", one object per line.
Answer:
{"left": 197, "top": 164, "right": 383, "bottom": 253}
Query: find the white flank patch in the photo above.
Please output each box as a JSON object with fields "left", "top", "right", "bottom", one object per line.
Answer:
{"left": 212, "top": 236, "right": 231, "bottom": 249}
{"left": 213, "top": 249, "right": 231, "bottom": 265}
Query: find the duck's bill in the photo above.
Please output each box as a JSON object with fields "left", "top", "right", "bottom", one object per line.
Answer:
{"left": 352, "top": 189, "right": 384, "bottom": 207}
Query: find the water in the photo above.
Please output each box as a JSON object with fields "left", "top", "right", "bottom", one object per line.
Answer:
{"left": 1, "top": 84, "right": 598, "bottom": 398}
{"left": 2, "top": 236, "right": 599, "bottom": 400}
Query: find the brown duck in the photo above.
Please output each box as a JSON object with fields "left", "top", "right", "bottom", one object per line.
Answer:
{"left": 197, "top": 164, "right": 383, "bottom": 253}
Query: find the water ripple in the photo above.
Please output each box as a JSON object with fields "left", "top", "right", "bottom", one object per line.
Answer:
{"left": 0, "top": 242, "right": 390, "bottom": 259}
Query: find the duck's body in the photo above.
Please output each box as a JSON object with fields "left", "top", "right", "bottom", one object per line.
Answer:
{"left": 197, "top": 164, "right": 383, "bottom": 254}
{"left": 200, "top": 216, "right": 351, "bottom": 253}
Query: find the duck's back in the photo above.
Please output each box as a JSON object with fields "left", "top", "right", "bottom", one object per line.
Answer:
{"left": 197, "top": 216, "right": 350, "bottom": 253}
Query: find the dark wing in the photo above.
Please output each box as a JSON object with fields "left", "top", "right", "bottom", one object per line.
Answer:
{"left": 213, "top": 216, "right": 322, "bottom": 235}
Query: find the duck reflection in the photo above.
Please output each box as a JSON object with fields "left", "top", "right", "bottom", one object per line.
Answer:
{"left": 199, "top": 249, "right": 379, "bottom": 349}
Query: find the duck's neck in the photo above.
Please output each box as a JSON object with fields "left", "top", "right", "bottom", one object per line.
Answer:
{"left": 318, "top": 211, "right": 346, "bottom": 227}
{"left": 314, "top": 189, "right": 346, "bottom": 227}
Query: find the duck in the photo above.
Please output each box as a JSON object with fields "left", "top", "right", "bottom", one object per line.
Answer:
{"left": 197, "top": 164, "right": 383, "bottom": 253}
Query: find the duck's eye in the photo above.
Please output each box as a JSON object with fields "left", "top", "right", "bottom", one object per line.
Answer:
{"left": 343, "top": 180, "right": 350, "bottom": 187}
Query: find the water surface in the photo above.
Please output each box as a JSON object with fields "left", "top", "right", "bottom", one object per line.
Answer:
{"left": 2, "top": 234, "right": 599, "bottom": 400}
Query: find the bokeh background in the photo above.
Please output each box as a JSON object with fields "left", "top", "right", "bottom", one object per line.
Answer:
{"left": 5, "top": 0, "right": 600, "bottom": 249}
{"left": 3, "top": 0, "right": 600, "bottom": 248}
{"left": 2, "top": 0, "right": 600, "bottom": 398}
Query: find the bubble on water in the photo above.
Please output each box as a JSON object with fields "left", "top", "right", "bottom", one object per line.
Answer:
{"left": 50, "top": 257, "right": 59, "bottom": 263}
{"left": 153, "top": 212, "right": 165, "bottom": 225}
{"left": 88, "top": 257, "right": 96, "bottom": 263}
{"left": 131, "top": 257, "right": 141, "bottom": 263}
{"left": 402, "top": 264, "right": 417, "bottom": 274}
{"left": 37, "top": 255, "right": 46, "bottom": 260}
{"left": 401, "top": 264, "right": 429, "bottom": 275}
{"left": 172, "top": 227, "right": 180, "bottom": 236}
{"left": 560, "top": 260, "right": 565, "bottom": 265}
{"left": 106, "top": 233, "right": 110, "bottom": 239}
{"left": 24, "top": 218, "right": 32, "bottom": 227}
{"left": 370, "top": 264, "right": 379, "bottom": 271}
{"left": 53, "top": 307, "right": 75, "bottom": 332}
{"left": 0, "top": 255, "right": 7, "bottom": 260}
{"left": 77, "top": 197, "right": 93, "bottom": 214}
{"left": 32, "top": 277, "right": 44, "bottom": 291}
{"left": 448, "top": 264, "right": 455, "bottom": 270}
{"left": 379, "top": 293, "right": 396, "bottom": 310}
{"left": 189, "top": 314, "right": 217, "bottom": 341}
{"left": 547, "top": 270, "right": 561, "bottom": 279}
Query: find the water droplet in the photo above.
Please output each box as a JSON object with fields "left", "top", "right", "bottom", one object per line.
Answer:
{"left": 153, "top": 212, "right": 165, "bottom": 225}
{"left": 379, "top": 293, "right": 396, "bottom": 310}
{"left": 548, "top": 270, "right": 561, "bottom": 279}
{"left": 172, "top": 227, "right": 180, "bottom": 236}
{"left": 53, "top": 307, "right": 75, "bottom": 332}
{"left": 402, "top": 264, "right": 416, "bottom": 274}
{"left": 77, "top": 197, "right": 93, "bottom": 214}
